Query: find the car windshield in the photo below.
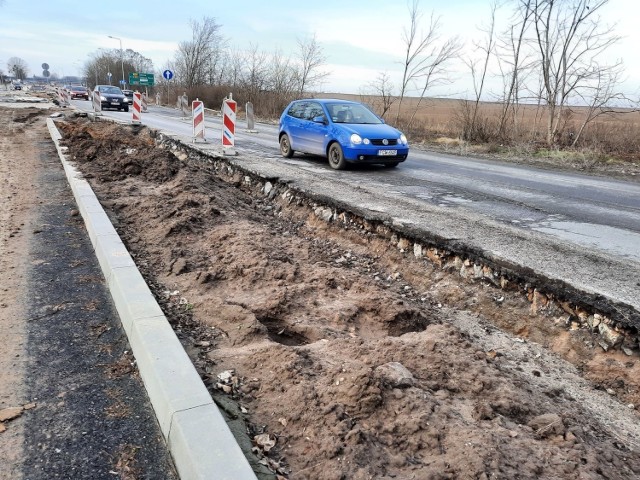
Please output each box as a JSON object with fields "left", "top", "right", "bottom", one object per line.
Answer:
{"left": 99, "top": 86, "right": 122, "bottom": 94}
{"left": 328, "top": 103, "right": 382, "bottom": 124}
{"left": 71, "top": 86, "right": 85, "bottom": 91}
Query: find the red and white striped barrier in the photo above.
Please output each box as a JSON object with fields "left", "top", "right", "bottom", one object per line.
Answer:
{"left": 222, "top": 94, "right": 236, "bottom": 154}
{"left": 92, "top": 90, "right": 101, "bottom": 112}
{"left": 132, "top": 92, "right": 142, "bottom": 125}
{"left": 141, "top": 93, "right": 148, "bottom": 113}
{"left": 192, "top": 99, "right": 206, "bottom": 142}
{"left": 58, "top": 88, "right": 70, "bottom": 107}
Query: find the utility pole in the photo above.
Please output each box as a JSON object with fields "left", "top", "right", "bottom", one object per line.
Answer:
{"left": 108, "top": 35, "right": 125, "bottom": 89}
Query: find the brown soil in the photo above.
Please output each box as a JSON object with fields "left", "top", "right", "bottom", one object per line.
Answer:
{"left": 0, "top": 107, "right": 45, "bottom": 476}
{"left": 51, "top": 116, "right": 640, "bottom": 479}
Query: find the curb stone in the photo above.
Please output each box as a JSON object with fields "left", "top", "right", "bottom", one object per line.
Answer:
{"left": 46, "top": 118, "right": 258, "bottom": 480}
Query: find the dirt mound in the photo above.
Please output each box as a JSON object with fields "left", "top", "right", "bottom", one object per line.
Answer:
{"left": 59, "top": 118, "right": 640, "bottom": 479}
{"left": 58, "top": 120, "right": 178, "bottom": 183}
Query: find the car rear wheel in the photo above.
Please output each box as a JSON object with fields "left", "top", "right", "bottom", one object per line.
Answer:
{"left": 328, "top": 143, "right": 347, "bottom": 170}
{"left": 280, "top": 134, "right": 294, "bottom": 158}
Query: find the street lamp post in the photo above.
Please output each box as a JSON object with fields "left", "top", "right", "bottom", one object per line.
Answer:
{"left": 108, "top": 35, "right": 125, "bottom": 89}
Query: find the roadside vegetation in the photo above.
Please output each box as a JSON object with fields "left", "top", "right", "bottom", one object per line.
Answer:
{"left": 6, "top": 0, "right": 638, "bottom": 168}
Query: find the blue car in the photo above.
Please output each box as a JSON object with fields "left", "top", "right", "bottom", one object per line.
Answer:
{"left": 278, "top": 99, "right": 409, "bottom": 170}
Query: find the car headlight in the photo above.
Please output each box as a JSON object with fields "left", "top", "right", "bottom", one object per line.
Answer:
{"left": 100, "top": 95, "right": 107, "bottom": 101}
{"left": 350, "top": 133, "right": 362, "bottom": 145}
{"left": 400, "top": 134, "right": 408, "bottom": 145}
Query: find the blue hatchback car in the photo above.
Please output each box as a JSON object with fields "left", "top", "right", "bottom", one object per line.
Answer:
{"left": 278, "top": 99, "right": 409, "bottom": 170}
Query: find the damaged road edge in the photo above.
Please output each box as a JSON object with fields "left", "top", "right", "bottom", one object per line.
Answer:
{"left": 148, "top": 127, "right": 640, "bottom": 357}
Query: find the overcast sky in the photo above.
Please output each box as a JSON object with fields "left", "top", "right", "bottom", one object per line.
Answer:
{"left": 1, "top": 0, "right": 638, "bottom": 99}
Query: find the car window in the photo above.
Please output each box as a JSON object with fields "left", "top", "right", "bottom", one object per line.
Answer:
{"left": 329, "top": 103, "right": 382, "bottom": 124}
{"left": 304, "top": 103, "right": 325, "bottom": 121}
{"left": 99, "top": 86, "right": 122, "bottom": 94}
{"left": 287, "top": 102, "right": 307, "bottom": 119}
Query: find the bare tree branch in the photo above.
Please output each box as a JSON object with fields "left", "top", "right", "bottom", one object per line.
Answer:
{"left": 295, "top": 34, "right": 330, "bottom": 95}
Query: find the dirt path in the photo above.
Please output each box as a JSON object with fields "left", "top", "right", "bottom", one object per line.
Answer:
{"left": 0, "top": 106, "right": 41, "bottom": 478}
{"left": 52, "top": 116, "right": 640, "bottom": 479}
{"left": 0, "top": 107, "right": 178, "bottom": 480}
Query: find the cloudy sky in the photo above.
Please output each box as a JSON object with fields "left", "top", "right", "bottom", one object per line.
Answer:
{"left": 1, "top": 0, "right": 638, "bottom": 99}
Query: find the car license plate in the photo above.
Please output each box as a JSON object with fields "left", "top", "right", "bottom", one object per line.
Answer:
{"left": 111, "top": 101, "right": 120, "bottom": 105}
{"left": 378, "top": 150, "right": 397, "bottom": 156}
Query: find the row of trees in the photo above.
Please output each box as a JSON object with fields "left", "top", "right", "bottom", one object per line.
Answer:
{"left": 5, "top": 0, "right": 632, "bottom": 150}
{"left": 164, "top": 17, "right": 329, "bottom": 116}
{"left": 362, "top": 0, "right": 634, "bottom": 148}
{"left": 81, "top": 49, "right": 153, "bottom": 90}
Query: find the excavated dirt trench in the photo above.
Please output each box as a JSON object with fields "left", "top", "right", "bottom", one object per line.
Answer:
{"left": 56, "top": 116, "right": 640, "bottom": 479}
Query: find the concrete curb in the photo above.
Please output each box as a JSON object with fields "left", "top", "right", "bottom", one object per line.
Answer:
{"left": 46, "top": 118, "right": 258, "bottom": 480}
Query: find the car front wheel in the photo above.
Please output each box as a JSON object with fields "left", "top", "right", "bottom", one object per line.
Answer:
{"left": 280, "top": 134, "right": 294, "bottom": 158}
{"left": 328, "top": 143, "right": 347, "bottom": 170}
{"left": 124, "top": 105, "right": 129, "bottom": 112}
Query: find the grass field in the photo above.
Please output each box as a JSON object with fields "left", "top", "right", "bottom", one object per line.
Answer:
{"left": 317, "top": 92, "right": 640, "bottom": 162}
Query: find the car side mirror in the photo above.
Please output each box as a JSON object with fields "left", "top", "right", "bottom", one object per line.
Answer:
{"left": 313, "top": 115, "right": 328, "bottom": 125}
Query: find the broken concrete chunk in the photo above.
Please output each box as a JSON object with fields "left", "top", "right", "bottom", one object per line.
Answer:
{"left": 375, "top": 362, "right": 415, "bottom": 388}
{"left": 0, "top": 406, "right": 24, "bottom": 422}
{"left": 527, "top": 413, "right": 564, "bottom": 438}
{"left": 599, "top": 323, "right": 623, "bottom": 348}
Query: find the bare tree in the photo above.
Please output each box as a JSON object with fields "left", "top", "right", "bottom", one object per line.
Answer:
{"left": 241, "top": 44, "right": 269, "bottom": 100}
{"left": 267, "top": 50, "right": 298, "bottom": 96}
{"left": 494, "top": 0, "right": 536, "bottom": 140}
{"left": 7, "top": 57, "right": 28, "bottom": 80}
{"left": 363, "top": 72, "right": 396, "bottom": 119}
{"left": 530, "top": 0, "right": 622, "bottom": 146}
{"left": 124, "top": 49, "right": 153, "bottom": 74}
{"left": 174, "top": 16, "right": 224, "bottom": 88}
{"left": 83, "top": 48, "right": 152, "bottom": 89}
{"left": 397, "top": 0, "right": 462, "bottom": 126}
{"left": 221, "top": 47, "right": 245, "bottom": 89}
{"left": 461, "top": 1, "right": 498, "bottom": 141}
{"left": 295, "top": 34, "right": 329, "bottom": 95}
{"left": 570, "top": 62, "right": 630, "bottom": 146}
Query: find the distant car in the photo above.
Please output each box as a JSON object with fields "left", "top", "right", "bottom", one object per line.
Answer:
{"left": 94, "top": 85, "right": 129, "bottom": 111}
{"left": 13, "top": 84, "right": 22, "bottom": 90}
{"left": 278, "top": 99, "right": 409, "bottom": 170}
{"left": 122, "top": 89, "right": 134, "bottom": 104}
{"left": 69, "top": 85, "right": 89, "bottom": 100}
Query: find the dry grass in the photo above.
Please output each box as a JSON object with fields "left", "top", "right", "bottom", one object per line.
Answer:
{"left": 320, "top": 92, "right": 640, "bottom": 164}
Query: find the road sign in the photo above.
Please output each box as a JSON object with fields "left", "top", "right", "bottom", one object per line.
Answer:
{"left": 107, "top": 72, "right": 112, "bottom": 78}
{"left": 163, "top": 69, "right": 174, "bottom": 80}
{"left": 129, "top": 72, "right": 155, "bottom": 86}
{"left": 42, "top": 63, "right": 49, "bottom": 70}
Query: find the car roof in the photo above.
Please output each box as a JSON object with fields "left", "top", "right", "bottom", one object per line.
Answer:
{"left": 294, "top": 99, "right": 358, "bottom": 105}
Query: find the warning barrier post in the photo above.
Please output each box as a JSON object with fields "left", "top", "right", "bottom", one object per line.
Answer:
{"left": 221, "top": 93, "right": 237, "bottom": 155}
{"left": 132, "top": 92, "right": 142, "bottom": 125}
{"left": 192, "top": 98, "right": 206, "bottom": 143}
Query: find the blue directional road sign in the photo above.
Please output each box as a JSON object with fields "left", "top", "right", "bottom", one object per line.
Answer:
{"left": 163, "top": 69, "right": 174, "bottom": 80}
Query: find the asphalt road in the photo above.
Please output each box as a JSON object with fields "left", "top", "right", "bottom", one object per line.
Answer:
{"left": 73, "top": 99, "right": 640, "bottom": 264}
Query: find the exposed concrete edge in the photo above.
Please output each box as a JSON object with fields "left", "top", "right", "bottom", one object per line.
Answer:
{"left": 46, "top": 118, "right": 258, "bottom": 480}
